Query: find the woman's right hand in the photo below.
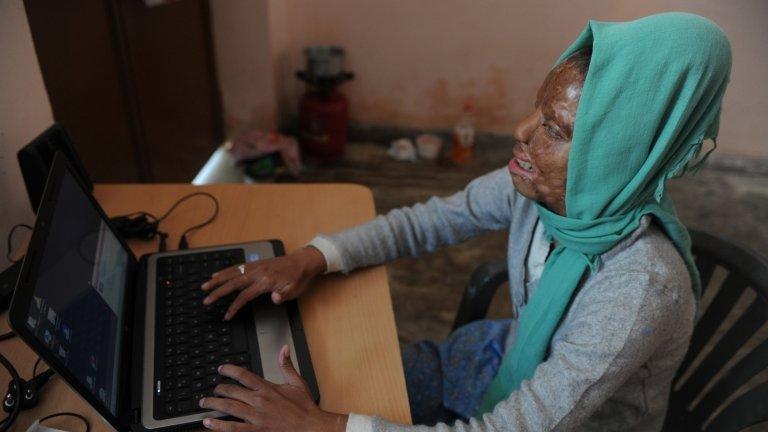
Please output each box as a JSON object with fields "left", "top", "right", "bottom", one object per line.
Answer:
{"left": 200, "top": 246, "right": 327, "bottom": 320}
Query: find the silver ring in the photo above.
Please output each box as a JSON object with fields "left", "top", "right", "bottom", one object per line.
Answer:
{"left": 237, "top": 264, "right": 246, "bottom": 275}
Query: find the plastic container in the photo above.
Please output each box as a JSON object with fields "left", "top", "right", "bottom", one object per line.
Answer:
{"left": 450, "top": 101, "right": 475, "bottom": 165}
{"left": 416, "top": 134, "right": 443, "bottom": 160}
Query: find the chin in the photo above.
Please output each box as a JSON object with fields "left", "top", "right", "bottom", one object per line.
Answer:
{"left": 511, "top": 175, "right": 537, "bottom": 201}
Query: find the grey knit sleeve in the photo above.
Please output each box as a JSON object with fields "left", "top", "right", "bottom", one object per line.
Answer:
{"left": 312, "top": 167, "right": 516, "bottom": 273}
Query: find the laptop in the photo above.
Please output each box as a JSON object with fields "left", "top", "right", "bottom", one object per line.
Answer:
{"left": 8, "top": 153, "right": 319, "bottom": 431}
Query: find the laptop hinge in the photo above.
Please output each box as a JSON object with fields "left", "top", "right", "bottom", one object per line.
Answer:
{"left": 129, "top": 255, "right": 150, "bottom": 427}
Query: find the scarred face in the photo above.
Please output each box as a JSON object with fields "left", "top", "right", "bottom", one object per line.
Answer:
{"left": 508, "top": 58, "right": 586, "bottom": 216}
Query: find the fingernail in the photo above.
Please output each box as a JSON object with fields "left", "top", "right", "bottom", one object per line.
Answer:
{"left": 199, "top": 398, "right": 206, "bottom": 407}
{"left": 203, "top": 297, "right": 211, "bottom": 305}
{"left": 203, "top": 419, "right": 212, "bottom": 428}
{"left": 201, "top": 283, "right": 209, "bottom": 290}
{"left": 224, "top": 312, "right": 232, "bottom": 320}
{"left": 218, "top": 365, "right": 223, "bottom": 373}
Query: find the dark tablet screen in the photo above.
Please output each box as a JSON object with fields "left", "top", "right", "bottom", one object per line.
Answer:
{"left": 22, "top": 169, "right": 129, "bottom": 414}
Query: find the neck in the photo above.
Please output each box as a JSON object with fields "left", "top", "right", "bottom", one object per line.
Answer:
{"left": 545, "top": 200, "right": 566, "bottom": 216}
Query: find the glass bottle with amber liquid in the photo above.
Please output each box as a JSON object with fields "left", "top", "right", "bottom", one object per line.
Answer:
{"left": 451, "top": 101, "right": 475, "bottom": 165}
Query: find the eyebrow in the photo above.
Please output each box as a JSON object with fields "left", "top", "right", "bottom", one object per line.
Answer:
{"left": 542, "top": 103, "right": 573, "bottom": 138}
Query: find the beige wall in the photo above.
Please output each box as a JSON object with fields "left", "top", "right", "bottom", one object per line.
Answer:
{"left": 210, "top": 0, "right": 279, "bottom": 135}
{"left": 0, "top": 0, "right": 54, "bottom": 268}
{"left": 214, "top": 0, "right": 768, "bottom": 158}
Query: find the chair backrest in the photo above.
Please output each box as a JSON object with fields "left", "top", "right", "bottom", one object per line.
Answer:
{"left": 664, "top": 229, "right": 768, "bottom": 432}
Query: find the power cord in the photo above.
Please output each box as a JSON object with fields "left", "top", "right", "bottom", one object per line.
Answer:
{"left": 33, "top": 357, "right": 46, "bottom": 378}
{"left": 0, "top": 351, "right": 87, "bottom": 432}
{"left": 111, "top": 192, "right": 219, "bottom": 251}
{"left": 0, "top": 338, "right": 57, "bottom": 431}
{"left": 6, "top": 192, "right": 218, "bottom": 257}
{"left": 0, "top": 353, "right": 20, "bottom": 432}
{"left": 6, "top": 224, "right": 32, "bottom": 264}
{"left": 36, "top": 412, "right": 89, "bottom": 432}
{"left": 165, "top": 192, "right": 219, "bottom": 250}
{"left": 3, "top": 353, "right": 55, "bottom": 416}
{"left": 0, "top": 336, "right": 87, "bottom": 432}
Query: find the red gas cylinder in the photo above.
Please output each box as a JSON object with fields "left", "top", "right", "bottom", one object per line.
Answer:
{"left": 299, "top": 89, "right": 349, "bottom": 162}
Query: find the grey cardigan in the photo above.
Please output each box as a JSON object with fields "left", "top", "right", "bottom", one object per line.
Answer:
{"left": 312, "top": 168, "right": 696, "bottom": 431}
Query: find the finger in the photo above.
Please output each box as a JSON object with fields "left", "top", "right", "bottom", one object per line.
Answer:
{"left": 202, "top": 418, "right": 251, "bottom": 432}
{"left": 218, "top": 364, "right": 272, "bottom": 392}
{"left": 278, "top": 345, "right": 306, "bottom": 389}
{"left": 270, "top": 281, "right": 294, "bottom": 304}
{"left": 213, "top": 383, "right": 256, "bottom": 406}
{"left": 199, "top": 397, "right": 253, "bottom": 422}
{"left": 225, "top": 285, "right": 267, "bottom": 320}
{"left": 204, "top": 275, "right": 250, "bottom": 306}
{"left": 201, "top": 266, "right": 240, "bottom": 291}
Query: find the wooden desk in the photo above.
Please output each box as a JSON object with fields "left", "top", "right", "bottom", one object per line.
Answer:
{"left": 0, "top": 183, "right": 411, "bottom": 431}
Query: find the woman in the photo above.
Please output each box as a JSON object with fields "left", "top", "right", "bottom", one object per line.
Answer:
{"left": 196, "top": 12, "right": 731, "bottom": 432}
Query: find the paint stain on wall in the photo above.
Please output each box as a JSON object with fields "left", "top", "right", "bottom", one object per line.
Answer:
{"left": 349, "top": 66, "right": 518, "bottom": 133}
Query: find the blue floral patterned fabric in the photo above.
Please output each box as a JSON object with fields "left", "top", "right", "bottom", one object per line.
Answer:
{"left": 402, "top": 319, "right": 514, "bottom": 425}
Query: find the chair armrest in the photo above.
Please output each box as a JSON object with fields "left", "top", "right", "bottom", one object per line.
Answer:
{"left": 450, "top": 260, "right": 509, "bottom": 333}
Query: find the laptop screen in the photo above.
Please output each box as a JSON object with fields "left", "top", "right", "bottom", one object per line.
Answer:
{"left": 22, "top": 170, "right": 130, "bottom": 415}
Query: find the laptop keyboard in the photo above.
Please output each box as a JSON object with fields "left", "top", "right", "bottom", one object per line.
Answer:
{"left": 154, "top": 248, "right": 254, "bottom": 418}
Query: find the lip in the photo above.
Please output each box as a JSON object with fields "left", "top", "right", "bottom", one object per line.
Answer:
{"left": 508, "top": 157, "right": 535, "bottom": 179}
{"left": 509, "top": 145, "right": 535, "bottom": 179}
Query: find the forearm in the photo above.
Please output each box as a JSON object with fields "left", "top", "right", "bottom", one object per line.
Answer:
{"left": 312, "top": 203, "right": 452, "bottom": 273}
{"left": 311, "top": 168, "right": 515, "bottom": 274}
{"left": 309, "top": 204, "right": 474, "bottom": 273}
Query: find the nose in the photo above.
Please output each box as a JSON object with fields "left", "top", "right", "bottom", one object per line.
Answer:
{"left": 512, "top": 109, "right": 541, "bottom": 144}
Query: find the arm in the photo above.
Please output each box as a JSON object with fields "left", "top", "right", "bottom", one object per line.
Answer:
{"left": 310, "top": 167, "right": 516, "bottom": 274}
{"left": 202, "top": 168, "right": 517, "bottom": 315}
{"left": 353, "top": 270, "right": 692, "bottom": 431}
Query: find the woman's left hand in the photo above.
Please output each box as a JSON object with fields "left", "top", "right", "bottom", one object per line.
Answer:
{"left": 199, "top": 345, "right": 347, "bottom": 432}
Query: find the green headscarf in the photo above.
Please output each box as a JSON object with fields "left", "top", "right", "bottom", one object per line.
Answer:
{"left": 477, "top": 12, "right": 731, "bottom": 415}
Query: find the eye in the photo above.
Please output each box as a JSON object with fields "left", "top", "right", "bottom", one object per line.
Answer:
{"left": 544, "top": 123, "right": 561, "bottom": 138}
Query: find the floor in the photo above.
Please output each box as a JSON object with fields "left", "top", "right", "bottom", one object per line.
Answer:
{"left": 298, "top": 141, "right": 768, "bottom": 429}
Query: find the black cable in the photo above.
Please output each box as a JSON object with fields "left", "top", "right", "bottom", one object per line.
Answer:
{"left": 6, "top": 224, "right": 32, "bottom": 263}
{"left": 109, "top": 213, "right": 159, "bottom": 241}
{"left": 0, "top": 353, "right": 21, "bottom": 432}
{"left": 156, "top": 192, "right": 217, "bottom": 223}
{"left": 156, "top": 192, "right": 219, "bottom": 250}
{"left": 120, "top": 210, "right": 159, "bottom": 223}
{"left": 38, "top": 412, "right": 90, "bottom": 432}
{"left": 112, "top": 192, "right": 219, "bottom": 251}
{"left": 158, "top": 231, "right": 168, "bottom": 252}
{"left": 33, "top": 357, "right": 44, "bottom": 378}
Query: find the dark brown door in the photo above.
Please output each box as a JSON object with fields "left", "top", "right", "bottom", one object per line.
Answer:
{"left": 25, "top": 0, "right": 222, "bottom": 182}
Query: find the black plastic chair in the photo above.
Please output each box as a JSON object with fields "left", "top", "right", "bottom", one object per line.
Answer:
{"left": 451, "top": 229, "right": 768, "bottom": 431}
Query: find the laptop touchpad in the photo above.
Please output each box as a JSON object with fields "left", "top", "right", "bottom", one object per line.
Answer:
{"left": 252, "top": 299, "right": 299, "bottom": 384}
